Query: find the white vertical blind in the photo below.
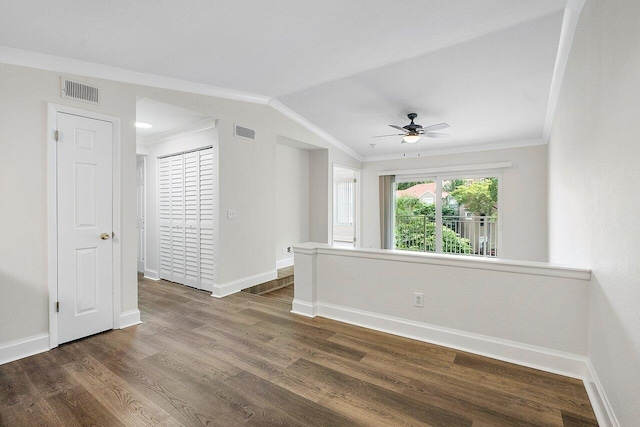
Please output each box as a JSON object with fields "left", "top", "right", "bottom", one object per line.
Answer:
{"left": 158, "top": 147, "right": 214, "bottom": 289}
{"left": 334, "top": 179, "right": 355, "bottom": 226}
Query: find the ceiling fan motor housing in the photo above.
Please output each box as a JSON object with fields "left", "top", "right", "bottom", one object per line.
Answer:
{"left": 404, "top": 113, "right": 422, "bottom": 132}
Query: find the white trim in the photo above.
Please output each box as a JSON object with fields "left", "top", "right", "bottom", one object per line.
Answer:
{"left": 543, "top": 0, "right": 586, "bottom": 142}
{"left": 0, "top": 46, "right": 270, "bottom": 105}
{"left": 363, "top": 138, "right": 545, "bottom": 162}
{"left": 292, "top": 244, "right": 591, "bottom": 281}
{"left": 143, "top": 269, "right": 160, "bottom": 281}
{"left": 47, "top": 103, "right": 122, "bottom": 347}
{"left": 0, "top": 333, "right": 49, "bottom": 365}
{"left": 291, "top": 300, "right": 318, "bottom": 318}
{"left": 315, "top": 302, "right": 588, "bottom": 380}
{"left": 119, "top": 310, "right": 143, "bottom": 329}
{"left": 47, "top": 106, "right": 59, "bottom": 348}
{"left": 211, "top": 270, "right": 277, "bottom": 298}
{"left": 139, "top": 117, "right": 217, "bottom": 146}
{"left": 379, "top": 161, "right": 512, "bottom": 177}
{"left": 276, "top": 257, "right": 294, "bottom": 270}
{"left": 584, "top": 360, "right": 620, "bottom": 427}
{"left": 0, "top": 47, "right": 361, "bottom": 163}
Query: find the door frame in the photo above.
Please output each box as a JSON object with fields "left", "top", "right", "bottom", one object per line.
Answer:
{"left": 136, "top": 154, "right": 147, "bottom": 274}
{"left": 47, "top": 103, "right": 122, "bottom": 349}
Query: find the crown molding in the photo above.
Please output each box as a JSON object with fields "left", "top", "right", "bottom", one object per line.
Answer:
{"left": 361, "top": 138, "right": 546, "bottom": 163}
{"left": 0, "top": 46, "right": 367, "bottom": 161}
{"left": 268, "top": 99, "right": 363, "bottom": 162}
{"left": 542, "top": 0, "right": 586, "bottom": 142}
{"left": 139, "top": 117, "right": 217, "bottom": 146}
{"left": 0, "top": 46, "right": 271, "bottom": 105}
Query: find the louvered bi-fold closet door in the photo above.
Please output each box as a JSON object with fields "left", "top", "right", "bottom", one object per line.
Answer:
{"left": 183, "top": 151, "right": 200, "bottom": 288}
{"left": 170, "top": 154, "right": 186, "bottom": 284}
{"left": 198, "top": 148, "right": 215, "bottom": 290}
{"left": 158, "top": 148, "right": 214, "bottom": 290}
{"left": 158, "top": 157, "right": 173, "bottom": 281}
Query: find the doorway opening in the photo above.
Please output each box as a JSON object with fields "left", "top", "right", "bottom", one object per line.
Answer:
{"left": 332, "top": 165, "right": 361, "bottom": 248}
{"left": 135, "top": 98, "right": 218, "bottom": 292}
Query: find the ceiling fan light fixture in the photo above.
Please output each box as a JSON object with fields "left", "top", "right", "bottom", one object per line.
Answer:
{"left": 403, "top": 133, "right": 420, "bottom": 143}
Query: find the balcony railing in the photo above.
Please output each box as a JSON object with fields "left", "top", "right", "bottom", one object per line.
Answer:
{"left": 395, "top": 215, "right": 498, "bottom": 257}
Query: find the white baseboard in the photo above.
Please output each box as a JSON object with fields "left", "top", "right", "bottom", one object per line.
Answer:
{"left": 313, "top": 301, "right": 588, "bottom": 380}
{"left": 276, "top": 257, "right": 294, "bottom": 270}
{"left": 291, "top": 300, "right": 317, "bottom": 317}
{"left": 0, "top": 333, "right": 50, "bottom": 365}
{"left": 212, "top": 270, "right": 277, "bottom": 298}
{"left": 119, "top": 309, "right": 142, "bottom": 329}
{"left": 584, "top": 360, "right": 619, "bottom": 427}
{"left": 144, "top": 269, "right": 160, "bottom": 281}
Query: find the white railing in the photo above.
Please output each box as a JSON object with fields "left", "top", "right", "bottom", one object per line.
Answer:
{"left": 395, "top": 215, "right": 498, "bottom": 257}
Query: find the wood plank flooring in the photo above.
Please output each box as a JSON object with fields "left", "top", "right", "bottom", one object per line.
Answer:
{"left": 0, "top": 276, "right": 598, "bottom": 426}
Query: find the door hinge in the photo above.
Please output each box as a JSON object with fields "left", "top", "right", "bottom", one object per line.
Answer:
{"left": 56, "top": 301, "right": 59, "bottom": 312}
{"left": 54, "top": 130, "right": 59, "bottom": 142}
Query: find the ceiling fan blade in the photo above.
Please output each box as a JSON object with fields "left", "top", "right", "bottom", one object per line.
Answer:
{"left": 423, "top": 122, "right": 450, "bottom": 132}
{"left": 372, "top": 133, "right": 405, "bottom": 138}
{"left": 425, "top": 132, "right": 450, "bottom": 138}
{"left": 389, "top": 125, "right": 407, "bottom": 131}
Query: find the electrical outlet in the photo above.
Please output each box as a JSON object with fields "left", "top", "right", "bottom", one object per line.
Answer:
{"left": 227, "top": 209, "right": 237, "bottom": 219}
{"left": 286, "top": 246, "right": 293, "bottom": 254}
{"left": 414, "top": 292, "right": 424, "bottom": 308}
{"left": 282, "top": 247, "right": 288, "bottom": 254}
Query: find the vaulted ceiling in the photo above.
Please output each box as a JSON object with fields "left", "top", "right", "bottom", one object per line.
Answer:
{"left": 0, "top": 0, "right": 571, "bottom": 159}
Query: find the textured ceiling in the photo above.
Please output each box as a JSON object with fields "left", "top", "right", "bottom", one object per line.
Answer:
{"left": 0, "top": 0, "right": 570, "bottom": 158}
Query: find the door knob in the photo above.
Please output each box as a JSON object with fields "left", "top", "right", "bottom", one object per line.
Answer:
{"left": 100, "top": 233, "right": 111, "bottom": 240}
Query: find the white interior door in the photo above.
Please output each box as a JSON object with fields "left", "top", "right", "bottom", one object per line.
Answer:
{"left": 57, "top": 112, "right": 114, "bottom": 344}
{"left": 136, "top": 156, "right": 145, "bottom": 273}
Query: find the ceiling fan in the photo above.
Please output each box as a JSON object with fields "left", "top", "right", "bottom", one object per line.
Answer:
{"left": 373, "top": 113, "right": 450, "bottom": 143}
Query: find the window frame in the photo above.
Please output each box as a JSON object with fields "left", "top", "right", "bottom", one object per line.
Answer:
{"left": 392, "top": 169, "right": 504, "bottom": 256}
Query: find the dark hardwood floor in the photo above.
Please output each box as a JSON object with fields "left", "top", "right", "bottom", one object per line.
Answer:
{"left": 0, "top": 276, "right": 598, "bottom": 426}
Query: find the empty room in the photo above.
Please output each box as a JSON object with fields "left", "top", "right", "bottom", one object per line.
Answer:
{"left": 0, "top": 1, "right": 638, "bottom": 426}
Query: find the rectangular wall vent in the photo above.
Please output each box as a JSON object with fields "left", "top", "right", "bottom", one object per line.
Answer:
{"left": 61, "top": 78, "right": 100, "bottom": 104}
{"left": 234, "top": 124, "right": 256, "bottom": 140}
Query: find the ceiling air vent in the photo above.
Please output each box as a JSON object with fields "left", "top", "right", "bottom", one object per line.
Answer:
{"left": 61, "top": 78, "right": 100, "bottom": 104}
{"left": 234, "top": 124, "right": 256, "bottom": 140}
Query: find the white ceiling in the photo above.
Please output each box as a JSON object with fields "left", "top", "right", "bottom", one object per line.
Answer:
{"left": 0, "top": 0, "right": 570, "bottom": 158}
{"left": 135, "top": 98, "right": 211, "bottom": 137}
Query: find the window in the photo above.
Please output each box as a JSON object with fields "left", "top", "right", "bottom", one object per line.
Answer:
{"left": 394, "top": 176, "right": 499, "bottom": 257}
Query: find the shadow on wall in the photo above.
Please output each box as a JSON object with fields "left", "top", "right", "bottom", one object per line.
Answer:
{"left": 588, "top": 273, "right": 640, "bottom": 424}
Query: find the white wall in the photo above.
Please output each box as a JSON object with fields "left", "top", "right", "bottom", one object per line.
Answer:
{"left": 309, "top": 150, "right": 330, "bottom": 243}
{"left": 137, "top": 127, "right": 219, "bottom": 281}
{"left": 548, "top": 0, "right": 640, "bottom": 424}
{"left": 275, "top": 144, "right": 309, "bottom": 265}
{"left": 0, "top": 61, "right": 360, "bottom": 355}
{"left": 293, "top": 244, "right": 590, "bottom": 377}
{"left": 0, "top": 64, "right": 137, "bottom": 344}
{"left": 361, "top": 145, "right": 549, "bottom": 262}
